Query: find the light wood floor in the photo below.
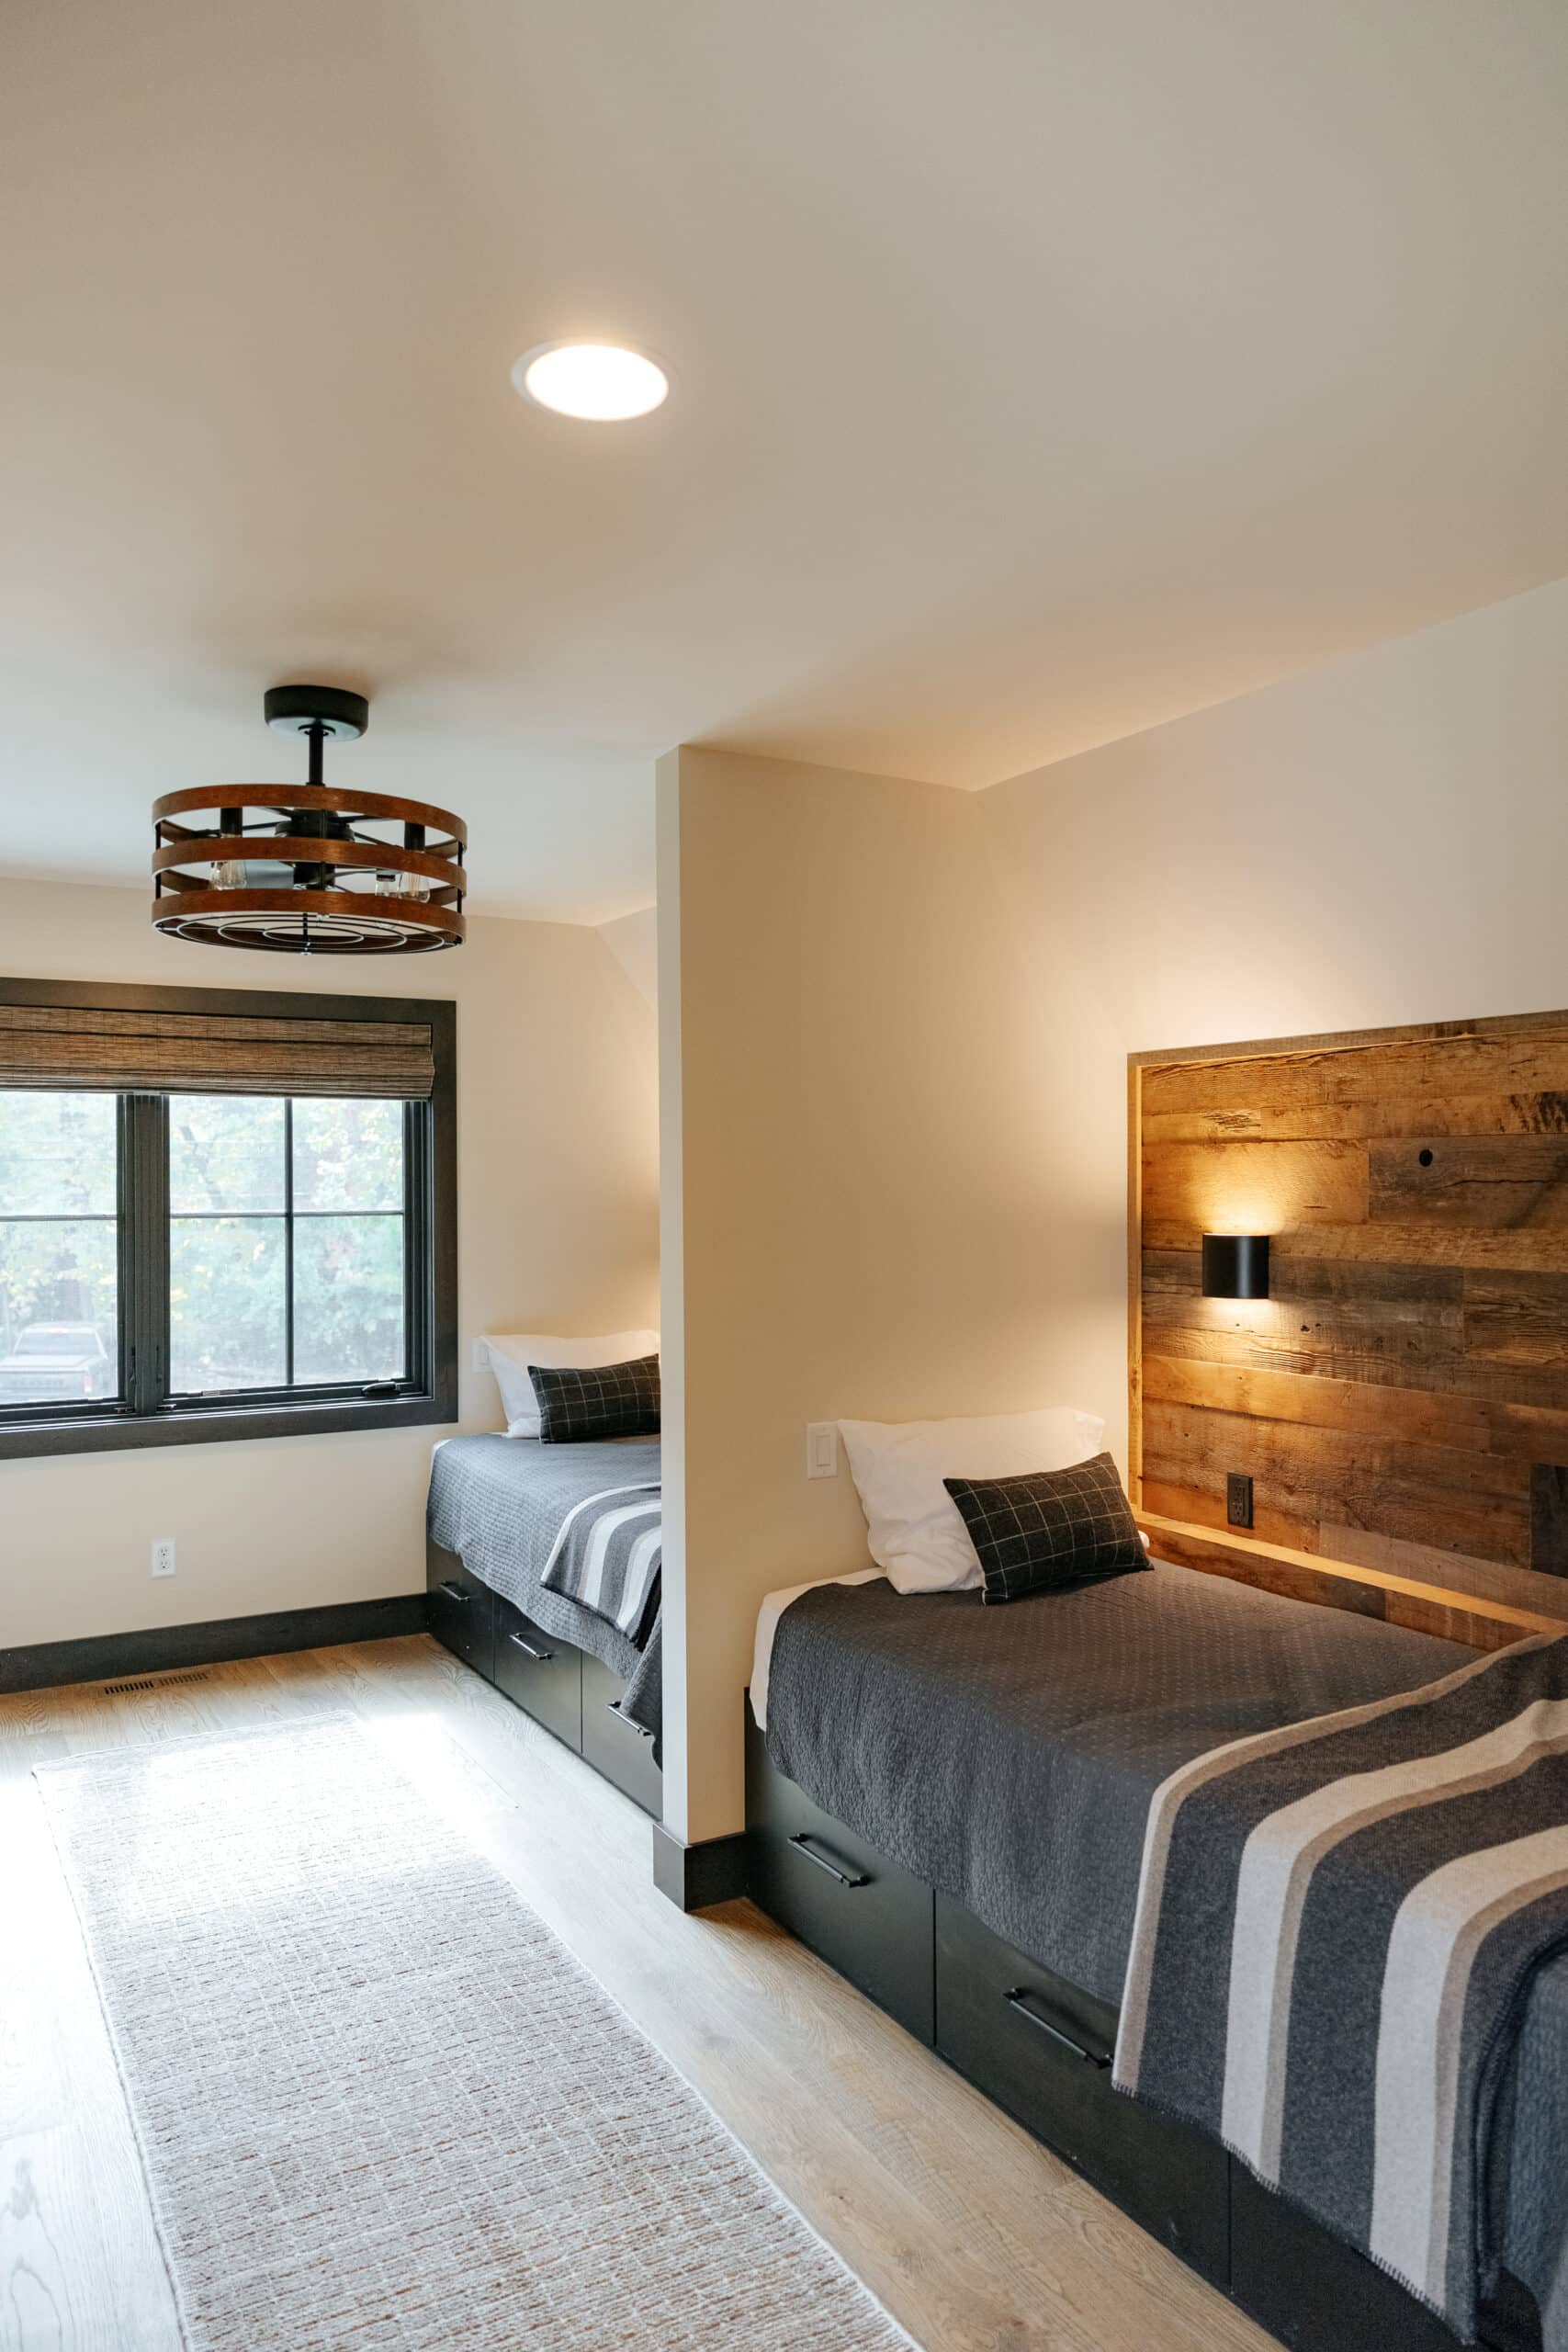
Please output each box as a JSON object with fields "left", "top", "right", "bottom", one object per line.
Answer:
{"left": 0, "top": 1634, "right": 1279, "bottom": 2352}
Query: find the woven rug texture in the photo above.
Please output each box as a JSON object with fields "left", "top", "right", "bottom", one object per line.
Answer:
{"left": 37, "top": 1717, "right": 913, "bottom": 2351}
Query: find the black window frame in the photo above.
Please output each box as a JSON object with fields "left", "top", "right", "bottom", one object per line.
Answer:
{"left": 0, "top": 977, "right": 457, "bottom": 1460}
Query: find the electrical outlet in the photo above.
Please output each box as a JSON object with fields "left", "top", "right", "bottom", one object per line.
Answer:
{"left": 806, "top": 1423, "right": 840, "bottom": 1479}
{"left": 1226, "top": 1474, "right": 1254, "bottom": 1530}
{"left": 151, "top": 1536, "right": 176, "bottom": 1578}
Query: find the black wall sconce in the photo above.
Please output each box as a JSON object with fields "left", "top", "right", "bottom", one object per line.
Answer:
{"left": 1202, "top": 1234, "right": 1270, "bottom": 1299}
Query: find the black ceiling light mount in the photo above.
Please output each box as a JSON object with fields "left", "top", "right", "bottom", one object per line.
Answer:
{"left": 151, "top": 684, "right": 468, "bottom": 955}
{"left": 263, "top": 682, "right": 372, "bottom": 741}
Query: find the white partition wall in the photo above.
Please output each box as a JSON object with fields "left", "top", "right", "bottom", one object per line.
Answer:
{"left": 655, "top": 746, "right": 1089, "bottom": 1842}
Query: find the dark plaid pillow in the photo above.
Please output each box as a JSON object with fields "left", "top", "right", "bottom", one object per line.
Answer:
{"left": 528, "top": 1354, "right": 660, "bottom": 1444}
{"left": 943, "top": 1452, "right": 1147, "bottom": 1604}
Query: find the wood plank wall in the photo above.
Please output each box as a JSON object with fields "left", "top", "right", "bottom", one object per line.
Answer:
{"left": 1131, "top": 1011, "right": 1568, "bottom": 1634}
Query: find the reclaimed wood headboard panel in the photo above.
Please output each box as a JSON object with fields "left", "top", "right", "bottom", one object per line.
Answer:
{"left": 1129, "top": 1010, "right": 1568, "bottom": 1649}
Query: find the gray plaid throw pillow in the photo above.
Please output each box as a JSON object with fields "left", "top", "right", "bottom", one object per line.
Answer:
{"left": 528, "top": 1354, "right": 661, "bottom": 1444}
{"left": 943, "top": 1452, "right": 1147, "bottom": 1603}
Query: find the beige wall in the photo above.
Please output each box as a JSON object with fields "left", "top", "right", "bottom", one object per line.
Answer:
{"left": 980, "top": 567, "right": 1568, "bottom": 1467}
{"left": 599, "top": 907, "right": 658, "bottom": 1010}
{"left": 660, "top": 573, "right": 1568, "bottom": 1840}
{"left": 659, "top": 747, "right": 1057, "bottom": 1841}
{"left": 1, "top": 877, "right": 659, "bottom": 1648}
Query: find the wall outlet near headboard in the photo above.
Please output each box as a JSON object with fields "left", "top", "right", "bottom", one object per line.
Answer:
{"left": 1530, "top": 1465, "right": 1568, "bottom": 1579}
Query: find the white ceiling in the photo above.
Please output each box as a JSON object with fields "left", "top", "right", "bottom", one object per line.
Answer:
{"left": 4, "top": 0, "right": 1567, "bottom": 922}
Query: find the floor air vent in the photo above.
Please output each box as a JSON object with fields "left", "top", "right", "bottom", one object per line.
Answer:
{"left": 100, "top": 1669, "right": 214, "bottom": 1696}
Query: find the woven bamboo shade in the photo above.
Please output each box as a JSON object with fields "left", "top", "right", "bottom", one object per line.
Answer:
{"left": 0, "top": 1001, "right": 434, "bottom": 1098}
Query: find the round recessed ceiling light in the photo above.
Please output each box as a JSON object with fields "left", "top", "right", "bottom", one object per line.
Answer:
{"left": 512, "top": 341, "right": 670, "bottom": 421}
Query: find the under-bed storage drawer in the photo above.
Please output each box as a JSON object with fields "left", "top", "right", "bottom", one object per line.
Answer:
{"left": 425, "top": 1540, "right": 495, "bottom": 1681}
{"left": 493, "top": 1594, "right": 582, "bottom": 1751}
{"left": 934, "top": 1893, "right": 1227, "bottom": 2282}
{"left": 581, "top": 1652, "right": 662, "bottom": 1816}
{"left": 744, "top": 1713, "right": 934, "bottom": 2046}
{"left": 1228, "top": 2164, "right": 1464, "bottom": 2352}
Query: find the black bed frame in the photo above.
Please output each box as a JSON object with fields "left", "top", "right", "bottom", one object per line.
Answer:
{"left": 743, "top": 1710, "right": 1542, "bottom": 2352}
{"left": 424, "top": 1534, "right": 662, "bottom": 1815}
{"left": 421, "top": 1545, "right": 1537, "bottom": 2352}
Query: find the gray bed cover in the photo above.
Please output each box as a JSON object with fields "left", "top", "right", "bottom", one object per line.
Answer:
{"left": 765, "top": 1562, "right": 1568, "bottom": 2337}
{"left": 426, "top": 1434, "right": 661, "bottom": 1744}
{"left": 763, "top": 1560, "right": 1468, "bottom": 2007}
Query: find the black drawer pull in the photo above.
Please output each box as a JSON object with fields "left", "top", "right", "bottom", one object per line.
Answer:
{"left": 788, "top": 1833, "right": 870, "bottom": 1889}
{"left": 438, "top": 1579, "right": 472, "bottom": 1604}
{"left": 605, "top": 1701, "right": 656, "bottom": 1740}
{"left": 506, "top": 1629, "right": 555, "bottom": 1662}
{"left": 1003, "top": 1987, "right": 1111, "bottom": 2068}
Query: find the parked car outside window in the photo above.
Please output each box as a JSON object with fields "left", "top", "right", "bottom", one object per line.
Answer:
{"left": 0, "top": 1321, "right": 112, "bottom": 1402}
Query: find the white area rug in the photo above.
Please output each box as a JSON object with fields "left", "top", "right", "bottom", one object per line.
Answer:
{"left": 37, "top": 1718, "right": 914, "bottom": 2351}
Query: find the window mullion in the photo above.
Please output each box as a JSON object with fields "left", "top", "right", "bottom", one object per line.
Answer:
{"left": 114, "top": 1095, "right": 134, "bottom": 1408}
{"left": 124, "top": 1092, "right": 169, "bottom": 1416}
{"left": 284, "top": 1098, "right": 295, "bottom": 1388}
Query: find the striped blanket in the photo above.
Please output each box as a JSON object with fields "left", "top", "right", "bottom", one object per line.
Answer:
{"left": 1114, "top": 1634, "right": 1568, "bottom": 2343}
{"left": 536, "top": 1459, "right": 661, "bottom": 1640}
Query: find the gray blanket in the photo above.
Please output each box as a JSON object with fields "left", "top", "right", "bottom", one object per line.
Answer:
{"left": 1114, "top": 1633, "right": 1568, "bottom": 2346}
{"left": 426, "top": 1435, "right": 661, "bottom": 1744}
{"left": 763, "top": 1562, "right": 1466, "bottom": 2004}
{"left": 1494, "top": 1949, "right": 1568, "bottom": 2349}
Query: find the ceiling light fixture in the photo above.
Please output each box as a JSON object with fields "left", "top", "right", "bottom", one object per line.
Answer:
{"left": 151, "top": 685, "right": 468, "bottom": 955}
{"left": 512, "top": 341, "right": 670, "bottom": 421}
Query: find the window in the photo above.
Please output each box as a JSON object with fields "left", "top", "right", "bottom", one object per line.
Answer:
{"left": 0, "top": 1091, "right": 119, "bottom": 1405}
{"left": 168, "top": 1096, "right": 407, "bottom": 1394}
{"left": 0, "top": 981, "right": 455, "bottom": 1458}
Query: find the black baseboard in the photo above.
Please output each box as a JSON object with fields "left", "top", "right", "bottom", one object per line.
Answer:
{"left": 651, "top": 1823, "right": 750, "bottom": 1911}
{"left": 0, "top": 1594, "right": 428, "bottom": 1694}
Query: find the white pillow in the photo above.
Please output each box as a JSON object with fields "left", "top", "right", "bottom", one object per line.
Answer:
{"left": 481, "top": 1329, "right": 660, "bottom": 1439}
{"left": 838, "top": 1407, "right": 1107, "bottom": 1594}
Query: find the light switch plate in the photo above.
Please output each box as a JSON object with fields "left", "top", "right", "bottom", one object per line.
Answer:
{"left": 806, "top": 1422, "right": 840, "bottom": 1479}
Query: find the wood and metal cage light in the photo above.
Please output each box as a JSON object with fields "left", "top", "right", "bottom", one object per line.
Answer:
{"left": 152, "top": 685, "right": 467, "bottom": 955}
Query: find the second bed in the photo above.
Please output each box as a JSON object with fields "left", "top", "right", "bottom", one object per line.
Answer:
{"left": 749, "top": 1558, "right": 1557, "bottom": 2352}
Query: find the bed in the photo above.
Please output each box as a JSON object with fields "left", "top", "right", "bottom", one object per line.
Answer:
{"left": 755, "top": 1558, "right": 1470, "bottom": 2003}
{"left": 749, "top": 1560, "right": 1553, "bottom": 2352}
{"left": 424, "top": 1432, "right": 663, "bottom": 1812}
